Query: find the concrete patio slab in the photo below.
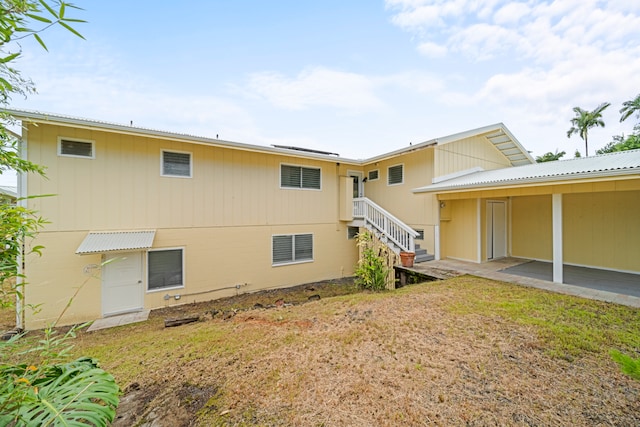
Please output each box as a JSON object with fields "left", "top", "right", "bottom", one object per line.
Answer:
{"left": 408, "top": 258, "right": 640, "bottom": 308}
{"left": 87, "top": 310, "right": 151, "bottom": 332}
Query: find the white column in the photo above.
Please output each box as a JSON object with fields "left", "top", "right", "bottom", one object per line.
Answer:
{"left": 434, "top": 225, "right": 440, "bottom": 260}
{"left": 476, "top": 199, "right": 482, "bottom": 263}
{"left": 552, "top": 193, "right": 563, "bottom": 283}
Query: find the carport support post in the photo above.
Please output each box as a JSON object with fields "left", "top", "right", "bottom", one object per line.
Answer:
{"left": 552, "top": 193, "right": 563, "bottom": 283}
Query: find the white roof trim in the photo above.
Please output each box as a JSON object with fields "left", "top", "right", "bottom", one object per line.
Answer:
{"left": 7, "top": 110, "right": 533, "bottom": 166}
{"left": 432, "top": 166, "right": 484, "bottom": 184}
{"left": 413, "top": 149, "right": 640, "bottom": 193}
{"left": 76, "top": 230, "right": 156, "bottom": 255}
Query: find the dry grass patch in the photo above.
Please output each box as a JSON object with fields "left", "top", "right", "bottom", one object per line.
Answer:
{"left": 16, "top": 276, "right": 640, "bottom": 426}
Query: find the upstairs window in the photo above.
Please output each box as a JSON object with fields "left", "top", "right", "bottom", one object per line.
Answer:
{"left": 58, "top": 138, "right": 95, "bottom": 159}
{"left": 162, "top": 150, "right": 192, "bottom": 178}
{"left": 280, "top": 164, "right": 321, "bottom": 190}
{"left": 272, "top": 233, "right": 314, "bottom": 265}
{"left": 368, "top": 169, "right": 379, "bottom": 181}
{"left": 388, "top": 164, "right": 404, "bottom": 185}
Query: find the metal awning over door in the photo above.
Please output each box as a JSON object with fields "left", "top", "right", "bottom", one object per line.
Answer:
{"left": 76, "top": 230, "right": 156, "bottom": 255}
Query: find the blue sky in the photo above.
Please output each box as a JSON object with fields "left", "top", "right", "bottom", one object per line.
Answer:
{"left": 4, "top": 0, "right": 640, "bottom": 185}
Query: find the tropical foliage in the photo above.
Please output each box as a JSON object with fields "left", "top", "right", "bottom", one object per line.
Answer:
{"left": 535, "top": 149, "right": 566, "bottom": 163}
{"left": 567, "top": 102, "right": 611, "bottom": 157}
{"left": 0, "top": 2, "right": 120, "bottom": 425}
{"left": 619, "top": 94, "right": 640, "bottom": 123}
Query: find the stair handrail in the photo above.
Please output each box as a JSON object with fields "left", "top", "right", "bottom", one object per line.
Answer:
{"left": 353, "top": 197, "right": 417, "bottom": 253}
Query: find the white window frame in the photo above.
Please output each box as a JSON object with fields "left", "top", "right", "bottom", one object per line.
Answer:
{"left": 367, "top": 169, "right": 379, "bottom": 181}
{"left": 279, "top": 163, "right": 322, "bottom": 190}
{"left": 146, "top": 247, "right": 185, "bottom": 292}
{"left": 57, "top": 137, "right": 95, "bottom": 159}
{"left": 272, "top": 233, "right": 314, "bottom": 266}
{"left": 161, "top": 149, "right": 192, "bottom": 178}
{"left": 387, "top": 163, "right": 404, "bottom": 186}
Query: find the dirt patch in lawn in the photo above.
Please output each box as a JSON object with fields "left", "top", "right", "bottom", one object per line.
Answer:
{"left": 72, "top": 276, "right": 639, "bottom": 426}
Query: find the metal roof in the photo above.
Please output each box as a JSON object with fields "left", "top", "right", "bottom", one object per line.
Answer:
{"left": 363, "top": 123, "right": 534, "bottom": 166}
{"left": 6, "top": 109, "right": 533, "bottom": 166}
{"left": 0, "top": 186, "right": 17, "bottom": 198}
{"left": 76, "top": 230, "right": 156, "bottom": 255}
{"left": 414, "top": 149, "right": 640, "bottom": 193}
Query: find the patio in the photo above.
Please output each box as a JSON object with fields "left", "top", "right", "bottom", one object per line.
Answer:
{"left": 407, "top": 257, "right": 640, "bottom": 308}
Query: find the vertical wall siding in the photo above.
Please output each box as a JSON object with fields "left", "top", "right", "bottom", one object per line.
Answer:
{"left": 440, "top": 198, "right": 478, "bottom": 262}
{"left": 434, "top": 136, "right": 511, "bottom": 178}
{"left": 511, "top": 195, "right": 553, "bottom": 261}
{"left": 23, "top": 123, "right": 362, "bottom": 328}
{"left": 26, "top": 124, "right": 340, "bottom": 231}
{"left": 564, "top": 190, "right": 640, "bottom": 272}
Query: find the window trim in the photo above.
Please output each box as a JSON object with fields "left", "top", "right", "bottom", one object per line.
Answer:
{"left": 279, "top": 163, "right": 322, "bottom": 191}
{"left": 161, "top": 149, "right": 193, "bottom": 178}
{"left": 57, "top": 137, "right": 95, "bottom": 159}
{"left": 272, "top": 233, "right": 314, "bottom": 266}
{"left": 387, "top": 163, "right": 404, "bottom": 186}
{"left": 146, "top": 247, "right": 185, "bottom": 292}
{"left": 367, "top": 169, "right": 379, "bottom": 181}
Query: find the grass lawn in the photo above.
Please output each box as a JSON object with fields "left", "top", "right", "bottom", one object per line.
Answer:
{"left": 5, "top": 275, "right": 640, "bottom": 426}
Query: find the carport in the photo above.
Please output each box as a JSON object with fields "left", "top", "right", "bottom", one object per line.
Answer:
{"left": 413, "top": 150, "right": 640, "bottom": 287}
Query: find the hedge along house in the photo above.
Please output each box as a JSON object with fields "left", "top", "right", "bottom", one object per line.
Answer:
{"left": 414, "top": 149, "right": 640, "bottom": 283}
{"left": 9, "top": 109, "right": 532, "bottom": 329}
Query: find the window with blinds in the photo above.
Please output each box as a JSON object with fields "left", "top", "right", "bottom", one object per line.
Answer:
{"left": 58, "top": 138, "right": 95, "bottom": 158}
{"left": 162, "top": 150, "right": 192, "bottom": 177}
{"left": 280, "top": 164, "right": 321, "bottom": 189}
{"left": 368, "top": 169, "right": 379, "bottom": 181}
{"left": 148, "top": 248, "right": 184, "bottom": 290}
{"left": 272, "top": 233, "right": 314, "bottom": 265}
{"left": 388, "top": 164, "right": 404, "bottom": 185}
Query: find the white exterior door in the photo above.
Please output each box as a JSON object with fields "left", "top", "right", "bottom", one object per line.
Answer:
{"left": 487, "top": 201, "right": 507, "bottom": 260}
{"left": 349, "top": 171, "right": 364, "bottom": 198}
{"left": 102, "top": 252, "right": 144, "bottom": 316}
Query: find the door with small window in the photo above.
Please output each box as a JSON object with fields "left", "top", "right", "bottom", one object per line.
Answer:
{"left": 102, "top": 252, "right": 143, "bottom": 316}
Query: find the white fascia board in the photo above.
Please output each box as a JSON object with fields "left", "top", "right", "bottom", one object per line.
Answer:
{"left": 6, "top": 109, "right": 363, "bottom": 166}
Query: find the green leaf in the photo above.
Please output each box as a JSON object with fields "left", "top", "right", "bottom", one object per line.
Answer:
{"left": 33, "top": 33, "right": 48, "bottom": 51}
{"left": 25, "top": 13, "right": 53, "bottom": 24}
{"left": 3, "top": 358, "right": 120, "bottom": 425}
{"left": 58, "top": 21, "right": 85, "bottom": 40}
{"left": 0, "top": 53, "right": 21, "bottom": 64}
{"left": 38, "top": 0, "right": 59, "bottom": 19}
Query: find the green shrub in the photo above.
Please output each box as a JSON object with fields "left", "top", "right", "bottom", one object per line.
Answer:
{"left": 355, "top": 231, "right": 390, "bottom": 291}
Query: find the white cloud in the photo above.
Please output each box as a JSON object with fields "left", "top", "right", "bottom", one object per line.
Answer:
{"left": 417, "top": 41, "right": 447, "bottom": 57}
{"left": 245, "top": 67, "right": 385, "bottom": 112}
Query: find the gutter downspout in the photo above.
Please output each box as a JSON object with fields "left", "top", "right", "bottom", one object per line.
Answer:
{"left": 15, "top": 123, "right": 28, "bottom": 330}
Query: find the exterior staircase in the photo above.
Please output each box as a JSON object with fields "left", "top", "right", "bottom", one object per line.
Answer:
{"left": 414, "top": 244, "right": 434, "bottom": 263}
{"left": 351, "top": 197, "right": 433, "bottom": 264}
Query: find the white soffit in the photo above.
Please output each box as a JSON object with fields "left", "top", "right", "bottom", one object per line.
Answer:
{"left": 76, "top": 230, "right": 156, "bottom": 255}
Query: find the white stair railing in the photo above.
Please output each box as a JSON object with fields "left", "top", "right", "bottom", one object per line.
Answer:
{"left": 353, "top": 197, "right": 417, "bottom": 254}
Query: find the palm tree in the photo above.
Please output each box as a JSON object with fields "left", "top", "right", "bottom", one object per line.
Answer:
{"left": 567, "top": 102, "right": 611, "bottom": 157}
{"left": 619, "top": 94, "right": 640, "bottom": 123}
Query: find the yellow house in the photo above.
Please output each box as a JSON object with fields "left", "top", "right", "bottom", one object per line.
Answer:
{"left": 10, "top": 110, "right": 540, "bottom": 329}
